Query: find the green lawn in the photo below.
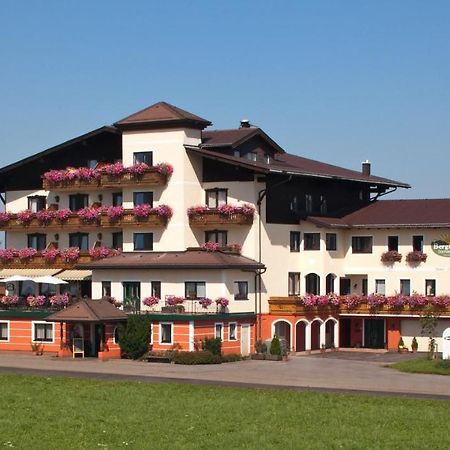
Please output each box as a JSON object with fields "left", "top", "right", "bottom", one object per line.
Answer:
{"left": 0, "top": 374, "right": 449, "bottom": 449}
{"left": 389, "top": 357, "right": 450, "bottom": 376}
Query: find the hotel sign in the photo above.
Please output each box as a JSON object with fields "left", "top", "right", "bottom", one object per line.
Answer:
{"left": 432, "top": 238, "right": 450, "bottom": 257}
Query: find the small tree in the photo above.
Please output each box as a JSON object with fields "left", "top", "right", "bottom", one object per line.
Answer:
{"left": 270, "top": 335, "right": 281, "bottom": 355}
{"left": 420, "top": 305, "right": 439, "bottom": 360}
{"left": 118, "top": 315, "right": 152, "bottom": 360}
{"left": 202, "top": 337, "right": 222, "bottom": 356}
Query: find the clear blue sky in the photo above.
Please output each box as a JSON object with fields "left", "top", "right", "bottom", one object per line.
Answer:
{"left": 1, "top": 0, "right": 449, "bottom": 199}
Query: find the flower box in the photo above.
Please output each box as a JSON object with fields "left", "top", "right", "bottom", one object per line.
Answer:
{"left": 380, "top": 251, "right": 402, "bottom": 263}
{"left": 188, "top": 210, "right": 254, "bottom": 227}
{"left": 100, "top": 169, "right": 167, "bottom": 188}
{"left": 43, "top": 178, "right": 101, "bottom": 191}
{"left": 406, "top": 251, "right": 428, "bottom": 263}
{"left": 100, "top": 210, "right": 168, "bottom": 228}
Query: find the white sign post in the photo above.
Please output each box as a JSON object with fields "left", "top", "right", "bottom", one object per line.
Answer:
{"left": 443, "top": 328, "right": 450, "bottom": 360}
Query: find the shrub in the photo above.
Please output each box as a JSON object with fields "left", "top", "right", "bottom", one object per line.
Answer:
{"left": 255, "top": 340, "right": 267, "bottom": 354}
{"left": 398, "top": 337, "right": 405, "bottom": 349}
{"left": 270, "top": 335, "right": 282, "bottom": 355}
{"left": 202, "top": 337, "right": 222, "bottom": 356}
{"left": 118, "top": 315, "right": 152, "bottom": 360}
{"left": 411, "top": 336, "right": 418, "bottom": 350}
{"left": 437, "top": 359, "right": 450, "bottom": 369}
{"left": 221, "top": 353, "right": 243, "bottom": 363}
{"left": 173, "top": 351, "right": 221, "bottom": 365}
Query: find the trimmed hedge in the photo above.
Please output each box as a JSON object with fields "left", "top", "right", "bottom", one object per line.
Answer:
{"left": 173, "top": 351, "right": 222, "bottom": 365}
{"left": 118, "top": 315, "right": 152, "bottom": 360}
{"left": 221, "top": 353, "right": 243, "bottom": 363}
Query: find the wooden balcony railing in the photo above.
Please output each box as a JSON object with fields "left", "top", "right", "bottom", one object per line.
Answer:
{"left": 100, "top": 210, "right": 168, "bottom": 228}
{"left": 188, "top": 210, "right": 254, "bottom": 228}
{"left": 0, "top": 253, "right": 93, "bottom": 270}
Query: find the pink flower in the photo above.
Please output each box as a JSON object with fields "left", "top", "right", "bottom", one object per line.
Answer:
{"left": 61, "top": 247, "right": 80, "bottom": 262}
{"left": 187, "top": 205, "right": 209, "bottom": 216}
{"left": 155, "top": 163, "right": 174, "bottom": 176}
{"left": 18, "top": 247, "right": 37, "bottom": 261}
{"left": 201, "top": 241, "right": 220, "bottom": 252}
{"left": 55, "top": 208, "right": 72, "bottom": 223}
{"left": 406, "top": 251, "right": 427, "bottom": 263}
{"left": 36, "top": 209, "right": 55, "bottom": 224}
{"left": 49, "top": 293, "right": 69, "bottom": 306}
{"left": 317, "top": 295, "right": 330, "bottom": 306}
{"left": 16, "top": 210, "right": 33, "bottom": 225}
{"left": 133, "top": 203, "right": 152, "bottom": 218}
{"left": 143, "top": 296, "right": 160, "bottom": 307}
{"left": 89, "top": 246, "right": 115, "bottom": 260}
{"left": 102, "top": 162, "right": 125, "bottom": 176}
{"left": 367, "top": 293, "right": 386, "bottom": 308}
{"left": 328, "top": 293, "right": 340, "bottom": 306}
{"left": 198, "top": 297, "right": 212, "bottom": 308}
{"left": 77, "top": 207, "right": 101, "bottom": 223}
{"left": 0, "top": 212, "right": 13, "bottom": 225}
{"left": 106, "top": 206, "right": 124, "bottom": 221}
{"left": 41, "top": 248, "right": 61, "bottom": 261}
{"left": 215, "top": 297, "right": 229, "bottom": 308}
{"left": 127, "top": 163, "right": 149, "bottom": 176}
{"left": 0, "top": 248, "right": 17, "bottom": 261}
{"left": 218, "top": 203, "right": 255, "bottom": 217}
{"left": 343, "top": 294, "right": 362, "bottom": 309}
{"left": 43, "top": 170, "right": 65, "bottom": 184}
{"left": 77, "top": 167, "right": 101, "bottom": 181}
{"left": 152, "top": 205, "right": 173, "bottom": 218}
{"left": 386, "top": 294, "right": 407, "bottom": 309}
{"left": 381, "top": 251, "right": 402, "bottom": 263}
{"left": 27, "top": 295, "right": 47, "bottom": 307}
{"left": 1, "top": 295, "right": 19, "bottom": 306}
{"left": 166, "top": 296, "right": 184, "bottom": 306}
{"left": 229, "top": 243, "right": 242, "bottom": 253}
{"left": 432, "top": 295, "right": 450, "bottom": 308}
{"left": 407, "top": 293, "right": 428, "bottom": 308}
{"left": 302, "top": 294, "right": 318, "bottom": 307}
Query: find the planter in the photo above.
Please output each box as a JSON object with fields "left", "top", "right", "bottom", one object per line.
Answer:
{"left": 101, "top": 170, "right": 166, "bottom": 188}
{"left": 100, "top": 211, "right": 167, "bottom": 228}
{"left": 265, "top": 354, "right": 282, "bottom": 361}
{"left": 250, "top": 354, "right": 266, "bottom": 360}
{"left": 43, "top": 178, "right": 100, "bottom": 191}
{"left": 398, "top": 348, "right": 409, "bottom": 354}
{"left": 189, "top": 211, "right": 253, "bottom": 228}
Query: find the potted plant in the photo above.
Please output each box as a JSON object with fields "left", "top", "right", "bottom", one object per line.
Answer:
{"left": 320, "top": 343, "right": 326, "bottom": 354}
{"left": 31, "top": 342, "right": 44, "bottom": 356}
{"left": 266, "top": 335, "right": 282, "bottom": 361}
{"left": 406, "top": 251, "right": 427, "bottom": 263}
{"left": 380, "top": 250, "right": 402, "bottom": 263}
{"left": 282, "top": 348, "right": 289, "bottom": 362}
{"left": 398, "top": 337, "right": 409, "bottom": 353}
{"left": 411, "top": 336, "right": 418, "bottom": 353}
{"left": 251, "top": 340, "right": 267, "bottom": 360}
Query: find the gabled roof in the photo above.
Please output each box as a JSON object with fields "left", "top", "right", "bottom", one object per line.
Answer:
{"left": 187, "top": 145, "right": 410, "bottom": 188}
{"left": 202, "top": 127, "right": 285, "bottom": 153}
{"left": 46, "top": 299, "right": 127, "bottom": 323}
{"left": 78, "top": 249, "right": 265, "bottom": 270}
{"left": 115, "top": 101, "right": 211, "bottom": 130}
{"left": 307, "top": 199, "right": 450, "bottom": 229}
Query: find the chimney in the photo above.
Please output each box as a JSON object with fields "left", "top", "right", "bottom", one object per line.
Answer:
{"left": 240, "top": 119, "right": 250, "bottom": 128}
{"left": 362, "top": 160, "right": 371, "bottom": 176}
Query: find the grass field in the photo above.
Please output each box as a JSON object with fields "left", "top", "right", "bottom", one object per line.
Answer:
{"left": 0, "top": 374, "right": 449, "bottom": 449}
{"left": 389, "top": 357, "right": 450, "bottom": 376}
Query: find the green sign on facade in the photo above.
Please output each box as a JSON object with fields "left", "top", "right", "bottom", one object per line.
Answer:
{"left": 431, "top": 240, "right": 450, "bottom": 257}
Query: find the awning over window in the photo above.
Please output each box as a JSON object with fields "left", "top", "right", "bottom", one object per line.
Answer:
{"left": 0, "top": 268, "right": 60, "bottom": 279}
{"left": 55, "top": 270, "right": 92, "bottom": 281}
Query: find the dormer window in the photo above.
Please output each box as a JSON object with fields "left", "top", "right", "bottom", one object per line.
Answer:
{"left": 206, "top": 188, "right": 227, "bottom": 208}
{"left": 246, "top": 152, "right": 257, "bottom": 162}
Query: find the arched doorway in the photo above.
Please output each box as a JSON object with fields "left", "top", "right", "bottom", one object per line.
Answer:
{"left": 274, "top": 320, "right": 291, "bottom": 351}
{"left": 295, "top": 320, "right": 308, "bottom": 352}
{"left": 310, "top": 319, "right": 322, "bottom": 350}
{"left": 305, "top": 273, "right": 320, "bottom": 295}
{"left": 325, "top": 318, "right": 337, "bottom": 348}
{"left": 326, "top": 274, "right": 336, "bottom": 294}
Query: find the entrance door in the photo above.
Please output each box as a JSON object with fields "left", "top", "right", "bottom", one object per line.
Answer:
{"left": 339, "top": 318, "right": 351, "bottom": 348}
{"left": 240, "top": 324, "right": 250, "bottom": 356}
{"left": 123, "top": 282, "right": 141, "bottom": 312}
{"left": 364, "top": 319, "right": 385, "bottom": 349}
{"left": 92, "top": 324, "right": 105, "bottom": 356}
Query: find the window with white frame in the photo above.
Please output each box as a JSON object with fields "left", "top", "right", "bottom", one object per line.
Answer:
{"left": 160, "top": 323, "right": 173, "bottom": 344}
{"left": 133, "top": 151, "right": 153, "bottom": 166}
{"left": 215, "top": 323, "right": 224, "bottom": 340}
{"left": 33, "top": 322, "right": 54, "bottom": 342}
{"left": 288, "top": 272, "right": 300, "bottom": 296}
{"left": 0, "top": 321, "right": 9, "bottom": 341}
{"left": 375, "top": 279, "right": 386, "bottom": 295}
{"left": 205, "top": 188, "right": 227, "bottom": 208}
{"left": 185, "top": 282, "right": 206, "bottom": 299}
{"left": 229, "top": 322, "right": 237, "bottom": 341}
{"left": 400, "top": 279, "right": 411, "bottom": 296}
{"left": 425, "top": 279, "right": 436, "bottom": 296}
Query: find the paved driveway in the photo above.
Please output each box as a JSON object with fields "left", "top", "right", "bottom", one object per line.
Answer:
{"left": 0, "top": 352, "right": 448, "bottom": 399}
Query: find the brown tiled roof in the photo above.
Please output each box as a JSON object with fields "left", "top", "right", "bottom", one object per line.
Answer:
{"left": 307, "top": 199, "right": 450, "bottom": 228}
{"left": 46, "top": 299, "right": 127, "bottom": 323}
{"left": 202, "top": 128, "right": 285, "bottom": 153}
{"left": 187, "top": 145, "right": 409, "bottom": 188}
{"left": 78, "top": 250, "right": 265, "bottom": 270}
{"left": 115, "top": 101, "right": 211, "bottom": 130}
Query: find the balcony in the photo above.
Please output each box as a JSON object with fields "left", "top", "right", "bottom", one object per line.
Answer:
{"left": 187, "top": 204, "right": 255, "bottom": 228}
{"left": 42, "top": 163, "right": 173, "bottom": 192}
{"left": 100, "top": 208, "right": 168, "bottom": 228}
{"left": 269, "top": 294, "right": 450, "bottom": 317}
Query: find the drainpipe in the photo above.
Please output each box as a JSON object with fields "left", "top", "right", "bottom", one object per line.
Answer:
{"left": 256, "top": 175, "right": 292, "bottom": 341}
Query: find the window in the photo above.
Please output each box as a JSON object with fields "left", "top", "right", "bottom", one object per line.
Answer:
{"left": 305, "top": 273, "right": 320, "bottom": 295}
{"left": 326, "top": 233, "right": 337, "bottom": 251}
{"left": 305, "top": 194, "right": 313, "bottom": 214}
{"left": 28, "top": 196, "right": 46, "bottom": 212}
{"left": 326, "top": 274, "right": 336, "bottom": 294}
{"left": 133, "top": 151, "right": 153, "bottom": 166}
{"left": 352, "top": 236, "right": 373, "bottom": 254}
{"left": 133, "top": 233, "right": 153, "bottom": 251}
{"left": 246, "top": 152, "right": 257, "bottom": 161}
{"left": 102, "top": 281, "right": 111, "bottom": 297}
{"left": 362, "top": 279, "right": 368, "bottom": 296}
{"left": 112, "top": 192, "right": 123, "bottom": 207}
{"left": 185, "top": 282, "right": 206, "bottom": 299}
{"left": 289, "top": 194, "right": 299, "bottom": 213}
{"left": 87, "top": 159, "right": 97, "bottom": 169}
{"left": 39, "top": 283, "right": 56, "bottom": 296}
{"left": 160, "top": 323, "right": 173, "bottom": 344}
{"left": 69, "top": 233, "right": 89, "bottom": 250}
{"left": 205, "top": 230, "right": 227, "bottom": 246}
{"left": 304, "top": 233, "right": 320, "bottom": 251}
{"left": 400, "top": 279, "right": 411, "bottom": 296}
{"left": 27, "top": 233, "right": 46, "bottom": 251}
{"left": 413, "top": 235, "right": 424, "bottom": 252}
{"left": 233, "top": 150, "right": 240, "bottom": 158}
{"left": 0, "top": 322, "right": 9, "bottom": 341}
{"left": 112, "top": 232, "right": 123, "bottom": 250}
{"left": 69, "top": 194, "right": 88, "bottom": 211}
{"left": 375, "top": 279, "right": 386, "bottom": 295}
{"left": 205, "top": 188, "right": 227, "bottom": 208}
{"left": 320, "top": 195, "right": 327, "bottom": 214}
{"left": 288, "top": 272, "right": 300, "bottom": 296}
{"left": 290, "top": 231, "right": 300, "bottom": 252}
{"left": 123, "top": 281, "right": 140, "bottom": 312}
{"left": 215, "top": 323, "right": 224, "bottom": 340}
{"left": 19, "top": 280, "right": 35, "bottom": 297}
{"left": 234, "top": 281, "right": 248, "bottom": 300}
{"left": 388, "top": 236, "right": 399, "bottom": 252}
{"left": 425, "top": 279, "right": 436, "bottom": 296}
{"left": 229, "top": 323, "right": 237, "bottom": 341}
{"left": 33, "top": 322, "right": 54, "bottom": 342}
{"left": 133, "top": 191, "right": 153, "bottom": 206}
{"left": 151, "top": 281, "right": 161, "bottom": 298}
